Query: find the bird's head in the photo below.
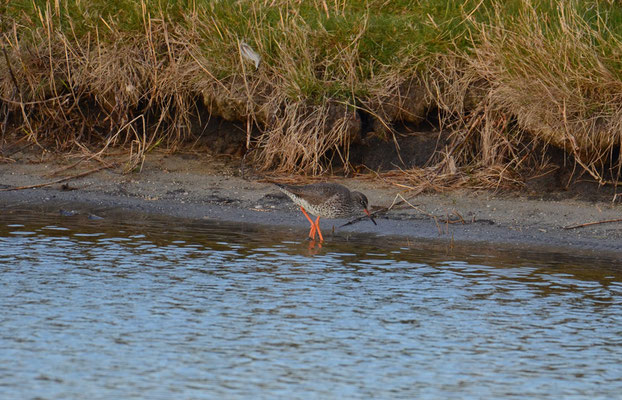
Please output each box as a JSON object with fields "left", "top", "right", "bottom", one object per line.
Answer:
{"left": 352, "top": 191, "right": 377, "bottom": 225}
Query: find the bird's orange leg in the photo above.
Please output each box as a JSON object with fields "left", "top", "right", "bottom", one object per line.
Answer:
{"left": 314, "top": 216, "right": 324, "bottom": 242}
{"left": 300, "top": 207, "right": 317, "bottom": 240}
{"left": 309, "top": 224, "right": 316, "bottom": 240}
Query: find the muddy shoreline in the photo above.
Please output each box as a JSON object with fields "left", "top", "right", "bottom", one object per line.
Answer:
{"left": 1, "top": 151, "right": 621, "bottom": 256}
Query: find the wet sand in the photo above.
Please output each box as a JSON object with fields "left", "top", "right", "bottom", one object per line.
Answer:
{"left": 1, "top": 150, "right": 621, "bottom": 255}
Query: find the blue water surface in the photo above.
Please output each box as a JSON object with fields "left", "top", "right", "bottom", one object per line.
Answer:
{"left": 1, "top": 209, "right": 621, "bottom": 399}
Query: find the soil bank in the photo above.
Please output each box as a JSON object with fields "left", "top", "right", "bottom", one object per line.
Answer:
{"left": 1, "top": 149, "right": 622, "bottom": 257}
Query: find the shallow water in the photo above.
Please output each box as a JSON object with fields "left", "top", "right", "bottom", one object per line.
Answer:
{"left": 1, "top": 208, "right": 621, "bottom": 399}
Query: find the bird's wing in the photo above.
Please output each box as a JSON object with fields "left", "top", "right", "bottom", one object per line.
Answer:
{"left": 278, "top": 183, "right": 342, "bottom": 206}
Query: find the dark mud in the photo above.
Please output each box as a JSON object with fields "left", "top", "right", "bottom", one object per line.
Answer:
{"left": 1, "top": 165, "right": 621, "bottom": 258}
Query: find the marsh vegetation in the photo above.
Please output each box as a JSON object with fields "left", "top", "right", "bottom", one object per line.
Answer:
{"left": 2, "top": 0, "right": 622, "bottom": 190}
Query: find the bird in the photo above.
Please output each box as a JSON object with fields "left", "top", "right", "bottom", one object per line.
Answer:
{"left": 274, "top": 182, "right": 376, "bottom": 242}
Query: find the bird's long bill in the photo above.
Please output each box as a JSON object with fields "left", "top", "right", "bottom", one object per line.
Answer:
{"left": 364, "top": 209, "right": 377, "bottom": 225}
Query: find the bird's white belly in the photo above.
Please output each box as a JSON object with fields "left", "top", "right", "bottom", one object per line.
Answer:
{"left": 294, "top": 196, "right": 318, "bottom": 215}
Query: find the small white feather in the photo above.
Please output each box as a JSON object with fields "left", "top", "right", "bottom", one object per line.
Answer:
{"left": 240, "top": 40, "right": 261, "bottom": 70}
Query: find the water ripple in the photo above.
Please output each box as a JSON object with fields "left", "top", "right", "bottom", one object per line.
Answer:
{"left": 0, "top": 210, "right": 620, "bottom": 399}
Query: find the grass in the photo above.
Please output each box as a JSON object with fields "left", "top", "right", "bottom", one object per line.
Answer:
{"left": 1, "top": 0, "right": 622, "bottom": 186}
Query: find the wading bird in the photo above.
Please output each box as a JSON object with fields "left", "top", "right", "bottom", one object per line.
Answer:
{"left": 275, "top": 182, "right": 376, "bottom": 242}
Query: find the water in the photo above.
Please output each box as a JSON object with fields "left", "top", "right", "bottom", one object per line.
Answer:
{"left": 1, "top": 208, "right": 621, "bottom": 399}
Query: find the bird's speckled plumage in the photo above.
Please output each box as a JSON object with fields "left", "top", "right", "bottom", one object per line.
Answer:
{"left": 275, "top": 182, "right": 370, "bottom": 218}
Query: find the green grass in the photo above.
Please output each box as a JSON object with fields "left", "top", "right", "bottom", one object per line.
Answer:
{"left": 8, "top": 0, "right": 620, "bottom": 89}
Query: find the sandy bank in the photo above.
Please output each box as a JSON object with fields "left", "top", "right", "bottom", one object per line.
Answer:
{"left": 1, "top": 150, "right": 621, "bottom": 256}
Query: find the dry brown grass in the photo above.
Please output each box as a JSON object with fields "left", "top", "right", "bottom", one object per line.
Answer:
{"left": 435, "top": 2, "right": 622, "bottom": 186}
{"left": 1, "top": 7, "right": 197, "bottom": 153}
{"left": 2, "top": 0, "right": 622, "bottom": 190}
{"left": 408, "top": 1, "right": 622, "bottom": 191}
